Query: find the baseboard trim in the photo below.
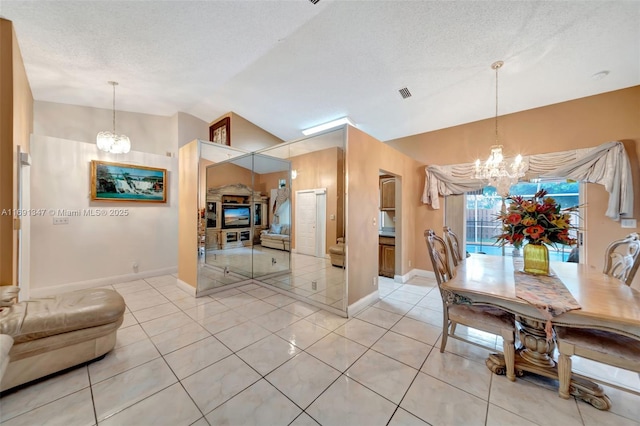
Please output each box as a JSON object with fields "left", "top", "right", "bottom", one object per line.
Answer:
{"left": 347, "top": 290, "right": 379, "bottom": 317}
{"left": 29, "top": 267, "right": 178, "bottom": 298}
{"left": 397, "top": 268, "right": 435, "bottom": 283}
{"left": 176, "top": 279, "right": 197, "bottom": 296}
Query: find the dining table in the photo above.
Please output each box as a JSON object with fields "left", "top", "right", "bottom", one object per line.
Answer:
{"left": 441, "top": 254, "right": 640, "bottom": 410}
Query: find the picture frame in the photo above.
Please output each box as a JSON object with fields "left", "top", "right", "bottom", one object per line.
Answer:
{"left": 209, "top": 117, "right": 231, "bottom": 146}
{"left": 91, "top": 160, "right": 167, "bottom": 203}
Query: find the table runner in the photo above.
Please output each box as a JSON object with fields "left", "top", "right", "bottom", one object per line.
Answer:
{"left": 513, "top": 259, "right": 582, "bottom": 340}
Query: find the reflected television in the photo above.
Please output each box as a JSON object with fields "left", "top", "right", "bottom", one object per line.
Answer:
{"left": 222, "top": 206, "right": 251, "bottom": 228}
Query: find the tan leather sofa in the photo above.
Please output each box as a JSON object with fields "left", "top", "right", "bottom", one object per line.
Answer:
{"left": 260, "top": 224, "right": 291, "bottom": 251}
{"left": 0, "top": 286, "right": 125, "bottom": 392}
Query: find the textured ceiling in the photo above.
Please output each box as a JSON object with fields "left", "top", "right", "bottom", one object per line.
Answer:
{"left": 2, "top": 1, "right": 639, "bottom": 143}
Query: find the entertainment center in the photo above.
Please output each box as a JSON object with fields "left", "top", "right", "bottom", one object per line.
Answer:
{"left": 205, "top": 183, "right": 268, "bottom": 250}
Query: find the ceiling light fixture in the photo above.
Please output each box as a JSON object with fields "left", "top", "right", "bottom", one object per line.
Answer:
{"left": 302, "top": 116, "right": 354, "bottom": 136}
{"left": 473, "top": 61, "right": 525, "bottom": 196}
{"left": 96, "top": 81, "right": 131, "bottom": 154}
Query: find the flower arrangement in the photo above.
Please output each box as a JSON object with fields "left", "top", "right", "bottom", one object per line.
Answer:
{"left": 497, "top": 189, "right": 578, "bottom": 249}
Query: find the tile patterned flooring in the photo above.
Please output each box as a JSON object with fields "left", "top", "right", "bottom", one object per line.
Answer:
{"left": 1, "top": 275, "right": 639, "bottom": 425}
{"left": 200, "top": 249, "right": 346, "bottom": 310}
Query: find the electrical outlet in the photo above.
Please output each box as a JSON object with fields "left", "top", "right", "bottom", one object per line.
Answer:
{"left": 312, "top": 281, "right": 317, "bottom": 290}
{"left": 132, "top": 262, "right": 139, "bottom": 272}
{"left": 372, "top": 276, "right": 378, "bottom": 287}
{"left": 409, "top": 260, "right": 412, "bottom": 268}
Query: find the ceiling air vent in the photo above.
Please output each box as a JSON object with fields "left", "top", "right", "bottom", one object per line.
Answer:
{"left": 309, "top": 0, "right": 320, "bottom": 4}
{"left": 398, "top": 87, "right": 412, "bottom": 99}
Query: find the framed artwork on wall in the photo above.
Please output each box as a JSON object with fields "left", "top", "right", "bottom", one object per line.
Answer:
{"left": 91, "top": 160, "right": 167, "bottom": 203}
{"left": 209, "top": 117, "right": 231, "bottom": 146}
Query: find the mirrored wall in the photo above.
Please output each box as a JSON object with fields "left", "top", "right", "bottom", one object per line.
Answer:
{"left": 196, "top": 128, "right": 346, "bottom": 313}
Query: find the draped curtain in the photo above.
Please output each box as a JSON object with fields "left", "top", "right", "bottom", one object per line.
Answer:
{"left": 422, "top": 141, "right": 633, "bottom": 221}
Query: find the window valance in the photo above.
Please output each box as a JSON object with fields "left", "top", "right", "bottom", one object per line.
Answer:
{"left": 422, "top": 141, "right": 633, "bottom": 221}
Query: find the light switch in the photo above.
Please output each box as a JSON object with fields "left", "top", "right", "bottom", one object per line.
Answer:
{"left": 621, "top": 218, "right": 637, "bottom": 228}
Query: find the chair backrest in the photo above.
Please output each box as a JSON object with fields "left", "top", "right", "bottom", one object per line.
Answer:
{"left": 424, "top": 229, "right": 454, "bottom": 285}
{"left": 443, "top": 226, "right": 463, "bottom": 267}
{"left": 603, "top": 232, "right": 640, "bottom": 286}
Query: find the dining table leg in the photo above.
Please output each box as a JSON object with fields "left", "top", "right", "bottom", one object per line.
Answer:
{"left": 485, "top": 316, "right": 612, "bottom": 410}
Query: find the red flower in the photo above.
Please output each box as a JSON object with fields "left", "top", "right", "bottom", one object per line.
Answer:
{"left": 507, "top": 213, "right": 521, "bottom": 225}
{"left": 524, "top": 225, "right": 545, "bottom": 240}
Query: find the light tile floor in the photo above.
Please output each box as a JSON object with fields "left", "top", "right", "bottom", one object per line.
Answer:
{"left": 199, "top": 248, "right": 346, "bottom": 310}
{"left": 1, "top": 275, "right": 639, "bottom": 426}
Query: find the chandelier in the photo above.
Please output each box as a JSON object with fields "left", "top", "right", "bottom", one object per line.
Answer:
{"left": 473, "top": 61, "right": 525, "bottom": 196}
{"left": 96, "top": 81, "right": 131, "bottom": 154}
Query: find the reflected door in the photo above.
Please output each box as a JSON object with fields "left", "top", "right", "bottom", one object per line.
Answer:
{"left": 295, "top": 190, "right": 326, "bottom": 257}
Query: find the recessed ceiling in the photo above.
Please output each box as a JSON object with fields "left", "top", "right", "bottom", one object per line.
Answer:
{"left": 2, "top": 1, "right": 638, "bottom": 143}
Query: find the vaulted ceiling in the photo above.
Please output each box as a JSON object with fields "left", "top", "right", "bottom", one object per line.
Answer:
{"left": 2, "top": 1, "right": 639, "bottom": 142}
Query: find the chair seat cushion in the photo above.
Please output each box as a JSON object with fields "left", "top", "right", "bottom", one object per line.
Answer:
{"left": 448, "top": 304, "right": 515, "bottom": 331}
{"left": 556, "top": 326, "right": 640, "bottom": 365}
{"left": 0, "top": 289, "right": 125, "bottom": 344}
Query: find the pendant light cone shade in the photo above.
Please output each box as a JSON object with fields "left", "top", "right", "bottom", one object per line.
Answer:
{"left": 96, "top": 81, "right": 131, "bottom": 154}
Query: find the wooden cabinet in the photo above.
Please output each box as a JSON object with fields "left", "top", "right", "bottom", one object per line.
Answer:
{"left": 379, "top": 236, "right": 395, "bottom": 278}
{"left": 380, "top": 177, "right": 395, "bottom": 210}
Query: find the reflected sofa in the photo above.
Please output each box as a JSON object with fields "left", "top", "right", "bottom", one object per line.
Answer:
{"left": 260, "top": 224, "right": 291, "bottom": 251}
{"left": 0, "top": 286, "right": 125, "bottom": 391}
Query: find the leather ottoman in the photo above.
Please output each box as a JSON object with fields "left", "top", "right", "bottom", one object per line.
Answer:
{"left": 0, "top": 287, "right": 125, "bottom": 392}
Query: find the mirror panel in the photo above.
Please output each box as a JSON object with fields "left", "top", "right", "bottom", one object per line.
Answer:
{"left": 195, "top": 130, "right": 346, "bottom": 315}
{"left": 257, "top": 128, "right": 346, "bottom": 313}
{"left": 251, "top": 153, "right": 292, "bottom": 279}
{"left": 197, "top": 142, "right": 251, "bottom": 294}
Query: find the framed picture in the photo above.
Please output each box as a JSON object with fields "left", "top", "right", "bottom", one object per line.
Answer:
{"left": 91, "top": 160, "right": 167, "bottom": 203}
{"left": 209, "top": 117, "right": 231, "bottom": 146}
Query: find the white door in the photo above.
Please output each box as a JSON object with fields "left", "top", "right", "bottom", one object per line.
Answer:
{"left": 296, "top": 191, "right": 317, "bottom": 256}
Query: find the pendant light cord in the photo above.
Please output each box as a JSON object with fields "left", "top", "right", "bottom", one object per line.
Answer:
{"left": 496, "top": 66, "right": 500, "bottom": 145}
{"left": 112, "top": 82, "right": 116, "bottom": 134}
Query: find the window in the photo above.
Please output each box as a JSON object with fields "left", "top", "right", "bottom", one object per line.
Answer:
{"left": 465, "top": 181, "right": 580, "bottom": 261}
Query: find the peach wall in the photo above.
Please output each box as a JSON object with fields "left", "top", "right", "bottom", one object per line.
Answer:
{"left": 290, "top": 147, "right": 342, "bottom": 252}
{"left": 178, "top": 141, "right": 198, "bottom": 288}
{"left": 387, "top": 86, "right": 640, "bottom": 288}
{"left": 0, "top": 19, "right": 33, "bottom": 286}
{"left": 346, "top": 127, "right": 423, "bottom": 305}
{"left": 206, "top": 162, "right": 253, "bottom": 189}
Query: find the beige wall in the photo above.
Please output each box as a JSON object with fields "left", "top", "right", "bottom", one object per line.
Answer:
{"left": 0, "top": 19, "right": 33, "bottom": 286}
{"left": 346, "top": 127, "right": 423, "bottom": 305}
{"left": 206, "top": 162, "right": 253, "bottom": 189}
{"left": 388, "top": 86, "right": 640, "bottom": 287}
{"left": 178, "top": 140, "right": 199, "bottom": 288}
{"left": 209, "top": 112, "right": 283, "bottom": 152}
{"left": 34, "top": 101, "right": 176, "bottom": 156}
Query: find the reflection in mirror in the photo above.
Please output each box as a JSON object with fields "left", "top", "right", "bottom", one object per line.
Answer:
{"left": 197, "top": 142, "right": 251, "bottom": 294}
{"left": 256, "top": 128, "right": 346, "bottom": 313}
{"left": 251, "top": 153, "right": 292, "bottom": 279}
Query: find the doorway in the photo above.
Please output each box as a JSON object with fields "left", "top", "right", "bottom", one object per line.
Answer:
{"left": 295, "top": 189, "right": 327, "bottom": 257}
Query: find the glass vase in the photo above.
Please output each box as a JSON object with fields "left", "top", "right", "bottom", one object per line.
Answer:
{"left": 523, "top": 243, "right": 550, "bottom": 275}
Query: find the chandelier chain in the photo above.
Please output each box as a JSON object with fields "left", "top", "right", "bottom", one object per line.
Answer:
{"left": 495, "top": 63, "right": 498, "bottom": 143}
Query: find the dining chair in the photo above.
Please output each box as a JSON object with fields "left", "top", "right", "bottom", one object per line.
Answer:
{"left": 603, "top": 232, "right": 640, "bottom": 286}
{"left": 424, "top": 229, "right": 517, "bottom": 381}
{"left": 443, "top": 226, "right": 463, "bottom": 266}
{"left": 556, "top": 327, "right": 640, "bottom": 400}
